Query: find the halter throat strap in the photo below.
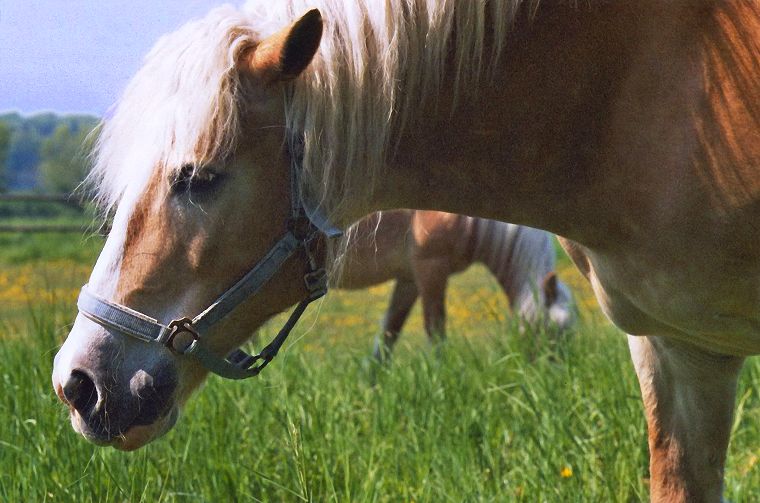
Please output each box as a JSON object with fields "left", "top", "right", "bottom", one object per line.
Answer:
{"left": 77, "top": 159, "right": 342, "bottom": 380}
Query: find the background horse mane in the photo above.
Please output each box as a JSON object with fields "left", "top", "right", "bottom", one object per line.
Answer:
{"left": 88, "top": 0, "right": 525, "bottom": 216}
{"left": 470, "top": 218, "right": 556, "bottom": 308}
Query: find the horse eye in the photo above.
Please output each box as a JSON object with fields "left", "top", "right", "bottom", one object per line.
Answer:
{"left": 170, "top": 163, "right": 223, "bottom": 195}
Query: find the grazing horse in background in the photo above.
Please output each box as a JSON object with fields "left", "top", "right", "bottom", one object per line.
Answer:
{"left": 337, "top": 210, "right": 575, "bottom": 359}
{"left": 51, "top": 1, "right": 760, "bottom": 501}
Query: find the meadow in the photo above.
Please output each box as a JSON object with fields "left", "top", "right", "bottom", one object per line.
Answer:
{"left": 2, "top": 226, "right": 760, "bottom": 501}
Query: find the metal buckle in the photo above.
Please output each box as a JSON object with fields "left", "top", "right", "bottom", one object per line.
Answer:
{"left": 304, "top": 268, "right": 328, "bottom": 299}
{"left": 166, "top": 317, "right": 200, "bottom": 354}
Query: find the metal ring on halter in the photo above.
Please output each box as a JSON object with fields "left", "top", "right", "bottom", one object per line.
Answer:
{"left": 165, "top": 318, "right": 200, "bottom": 355}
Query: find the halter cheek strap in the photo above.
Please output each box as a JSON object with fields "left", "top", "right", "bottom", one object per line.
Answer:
{"left": 76, "top": 156, "right": 343, "bottom": 380}
{"left": 78, "top": 230, "right": 323, "bottom": 379}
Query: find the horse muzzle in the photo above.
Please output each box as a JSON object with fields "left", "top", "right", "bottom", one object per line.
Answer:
{"left": 53, "top": 316, "right": 179, "bottom": 449}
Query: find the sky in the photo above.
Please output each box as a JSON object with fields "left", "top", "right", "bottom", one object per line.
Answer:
{"left": 0, "top": 1, "right": 231, "bottom": 116}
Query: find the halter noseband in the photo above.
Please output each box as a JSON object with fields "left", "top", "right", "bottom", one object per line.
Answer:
{"left": 76, "top": 158, "right": 342, "bottom": 380}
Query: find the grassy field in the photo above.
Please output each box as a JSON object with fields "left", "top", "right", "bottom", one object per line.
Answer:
{"left": 2, "top": 229, "right": 760, "bottom": 501}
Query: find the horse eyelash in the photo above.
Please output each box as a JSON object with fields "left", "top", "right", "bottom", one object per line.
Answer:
{"left": 170, "top": 163, "right": 222, "bottom": 194}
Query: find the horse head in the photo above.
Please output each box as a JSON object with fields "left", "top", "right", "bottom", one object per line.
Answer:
{"left": 52, "top": 7, "right": 326, "bottom": 450}
{"left": 517, "top": 271, "right": 577, "bottom": 335}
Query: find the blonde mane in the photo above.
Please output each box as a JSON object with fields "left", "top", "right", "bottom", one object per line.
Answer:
{"left": 90, "top": 0, "right": 523, "bottom": 216}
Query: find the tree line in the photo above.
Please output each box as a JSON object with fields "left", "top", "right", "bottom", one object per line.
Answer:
{"left": 0, "top": 112, "right": 99, "bottom": 194}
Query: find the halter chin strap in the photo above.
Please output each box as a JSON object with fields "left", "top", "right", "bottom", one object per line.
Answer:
{"left": 76, "top": 158, "right": 342, "bottom": 380}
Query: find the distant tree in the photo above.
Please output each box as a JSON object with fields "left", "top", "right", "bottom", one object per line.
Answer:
{"left": 38, "top": 122, "right": 96, "bottom": 194}
{"left": 27, "top": 112, "right": 60, "bottom": 136}
{"left": 0, "top": 112, "right": 23, "bottom": 130}
{"left": 0, "top": 121, "right": 10, "bottom": 192}
{"left": 6, "top": 125, "right": 42, "bottom": 190}
{"left": 1, "top": 113, "right": 99, "bottom": 191}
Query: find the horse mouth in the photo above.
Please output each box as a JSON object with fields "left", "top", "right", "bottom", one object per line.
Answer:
{"left": 68, "top": 404, "right": 180, "bottom": 451}
{"left": 113, "top": 407, "right": 180, "bottom": 451}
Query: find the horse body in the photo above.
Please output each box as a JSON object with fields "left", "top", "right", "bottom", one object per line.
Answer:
{"left": 52, "top": 1, "right": 760, "bottom": 500}
{"left": 371, "top": 2, "right": 760, "bottom": 355}
{"left": 337, "top": 209, "right": 574, "bottom": 356}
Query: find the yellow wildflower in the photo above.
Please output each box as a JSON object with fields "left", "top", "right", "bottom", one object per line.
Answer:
{"left": 560, "top": 466, "right": 573, "bottom": 478}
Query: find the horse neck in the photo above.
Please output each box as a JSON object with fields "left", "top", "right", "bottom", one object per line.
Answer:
{"left": 472, "top": 220, "right": 554, "bottom": 308}
{"left": 355, "top": 3, "right": 712, "bottom": 248}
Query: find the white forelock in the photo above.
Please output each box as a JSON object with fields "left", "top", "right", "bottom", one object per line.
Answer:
{"left": 90, "top": 5, "right": 257, "bottom": 213}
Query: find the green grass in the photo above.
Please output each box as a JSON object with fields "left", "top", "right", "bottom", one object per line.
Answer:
{"left": 0, "top": 231, "right": 102, "bottom": 264}
{"left": 2, "top": 232, "right": 760, "bottom": 501}
{"left": 0, "top": 199, "right": 102, "bottom": 263}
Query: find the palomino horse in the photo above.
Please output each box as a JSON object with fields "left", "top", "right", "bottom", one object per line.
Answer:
{"left": 52, "top": 2, "right": 759, "bottom": 501}
{"left": 338, "top": 209, "right": 575, "bottom": 358}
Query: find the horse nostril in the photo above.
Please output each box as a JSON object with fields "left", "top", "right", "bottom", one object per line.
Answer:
{"left": 63, "top": 369, "right": 99, "bottom": 417}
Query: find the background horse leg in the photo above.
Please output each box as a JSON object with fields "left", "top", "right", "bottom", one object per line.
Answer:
{"left": 628, "top": 335, "right": 743, "bottom": 502}
{"left": 373, "top": 279, "right": 419, "bottom": 361}
{"left": 412, "top": 258, "right": 449, "bottom": 346}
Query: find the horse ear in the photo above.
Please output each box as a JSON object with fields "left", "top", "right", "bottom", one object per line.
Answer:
{"left": 242, "top": 9, "right": 323, "bottom": 83}
{"left": 542, "top": 272, "right": 558, "bottom": 306}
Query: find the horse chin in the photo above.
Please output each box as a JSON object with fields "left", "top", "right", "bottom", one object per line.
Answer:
{"left": 70, "top": 406, "right": 180, "bottom": 451}
{"left": 115, "top": 407, "right": 180, "bottom": 451}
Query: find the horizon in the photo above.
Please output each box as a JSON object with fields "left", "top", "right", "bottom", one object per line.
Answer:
{"left": 0, "top": 109, "right": 101, "bottom": 118}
